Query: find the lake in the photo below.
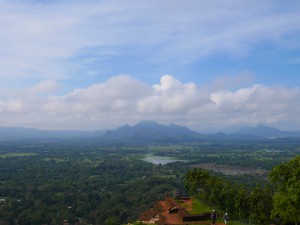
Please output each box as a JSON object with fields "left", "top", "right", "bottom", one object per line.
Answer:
{"left": 143, "top": 154, "right": 187, "bottom": 165}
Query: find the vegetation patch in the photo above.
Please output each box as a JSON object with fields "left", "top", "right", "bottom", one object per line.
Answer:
{"left": 190, "top": 198, "right": 211, "bottom": 214}
{"left": 43, "top": 157, "right": 67, "bottom": 163}
{"left": 0, "top": 152, "right": 37, "bottom": 158}
{"left": 180, "top": 197, "right": 211, "bottom": 214}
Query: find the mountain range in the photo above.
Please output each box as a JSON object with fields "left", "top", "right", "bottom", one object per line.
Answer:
{"left": 101, "top": 121, "right": 200, "bottom": 143}
{"left": 235, "top": 125, "right": 300, "bottom": 138}
{"left": 1, "top": 122, "right": 300, "bottom": 142}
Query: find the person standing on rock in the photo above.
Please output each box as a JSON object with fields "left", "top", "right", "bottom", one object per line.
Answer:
{"left": 211, "top": 209, "right": 217, "bottom": 225}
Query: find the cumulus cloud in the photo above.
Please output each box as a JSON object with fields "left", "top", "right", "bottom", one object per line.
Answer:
{"left": 0, "top": 74, "right": 300, "bottom": 131}
{"left": 210, "top": 85, "right": 259, "bottom": 110}
{"left": 43, "top": 75, "right": 150, "bottom": 115}
{"left": 205, "top": 84, "right": 300, "bottom": 130}
{"left": 137, "top": 75, "right": 210, "bottom": 113}
{"left": 0, "top": 100, "right": 23, "bottom": 113}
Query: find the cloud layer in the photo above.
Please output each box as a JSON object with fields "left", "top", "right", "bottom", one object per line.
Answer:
{"left": 1, "top": 75, "right": 300, "bottom": 131}
{"left": 0, "top": 0, "right": 300, "bottom": 83}
{"left": 0, "top": 1, "right": 300, "bottom": 131}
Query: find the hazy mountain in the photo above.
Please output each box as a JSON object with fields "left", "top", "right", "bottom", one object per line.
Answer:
{"left": 101, "top": 121, "right": 201, "bottom": 143}
{"left": 1, "top": 123, "right": 299, "bottom": 142}
{"left": 199, "top": 132, "right": 265, "bottom": 141}
{"left": 0, "top": 126, "right": 106, "bottom": 140}
{"left": 235, "top": 125, "right": 300, "bottom": 138}
{"left": 101, "top": 122, "right": 300, "bottom": 142}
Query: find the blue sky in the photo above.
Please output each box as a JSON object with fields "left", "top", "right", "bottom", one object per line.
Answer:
{"left": 0, "top": 0, "right": 300, "bottom": 132}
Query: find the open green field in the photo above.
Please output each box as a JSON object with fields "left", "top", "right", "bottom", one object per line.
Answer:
{"left": 181, "top": 197, "right": 211, "bottom": 214}
{"left": 0, "top": 152, "right": 37, "bottom": 158}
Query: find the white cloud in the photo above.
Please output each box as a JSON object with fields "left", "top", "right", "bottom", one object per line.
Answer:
{"left": 138, "top": 75, "right": 209, "bottom": 113}
{"left": 0, "top": 74, "right": 300, "bottom": 131}
{"left": 0, "top": 100, "right": 23, "bottom": 113}
{"left": 42, "top": 75, "right": 150, "bottom": 118}
{"left": 210, "top": 85, "right": 259, "bottom": 109}
{"left": 28, "top": 80, "right": 61, "bottom": 95}
{"left": 203, "top": 84, "right": 300, "bottom": 130}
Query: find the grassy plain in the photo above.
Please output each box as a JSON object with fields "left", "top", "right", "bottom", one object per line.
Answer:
{"left": 0, "top": 152, "right": 37, "bottom": 158}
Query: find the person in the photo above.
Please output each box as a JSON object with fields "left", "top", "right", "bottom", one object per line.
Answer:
{"left": 211, "top": 209, "right": 217, "bottom": 225}
{"left": 223, "top": 212, "right": 229, "bottom": 225}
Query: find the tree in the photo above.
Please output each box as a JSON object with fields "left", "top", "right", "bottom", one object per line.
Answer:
{"left": 269, "top": 155, "right": 300, "bottom": 225}
{"left": 249, "top": 184, "right": 273, "bottom": 225}
{"left": 234, "top": 188, "right": 250, "bottom": 220}
{"left": 104, "top": 216, "right": 119, "bottom": 225}
{"left": 185, "top": 168, "right": 209, "bottom": 194}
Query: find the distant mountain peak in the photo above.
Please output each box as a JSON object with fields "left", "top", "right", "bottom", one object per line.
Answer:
{"left": 136, "top": 120, "right": 159, "bottom": 125}
{"left": 134, "top": 121, "right": 161, "bottom": 128}
{"left": 102, "top": 121, "right": 200, "bottom": 143}
{"left": 0, "top": 126, "right": 106, "bottom": 140}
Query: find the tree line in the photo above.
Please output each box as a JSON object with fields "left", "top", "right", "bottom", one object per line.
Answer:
{"left": 185, "top": 155, "right": 300, "bottom": 225}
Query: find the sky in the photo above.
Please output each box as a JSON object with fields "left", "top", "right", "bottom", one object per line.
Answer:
{"left": 1, "top": 0, "right": 300, "bottom": 132}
